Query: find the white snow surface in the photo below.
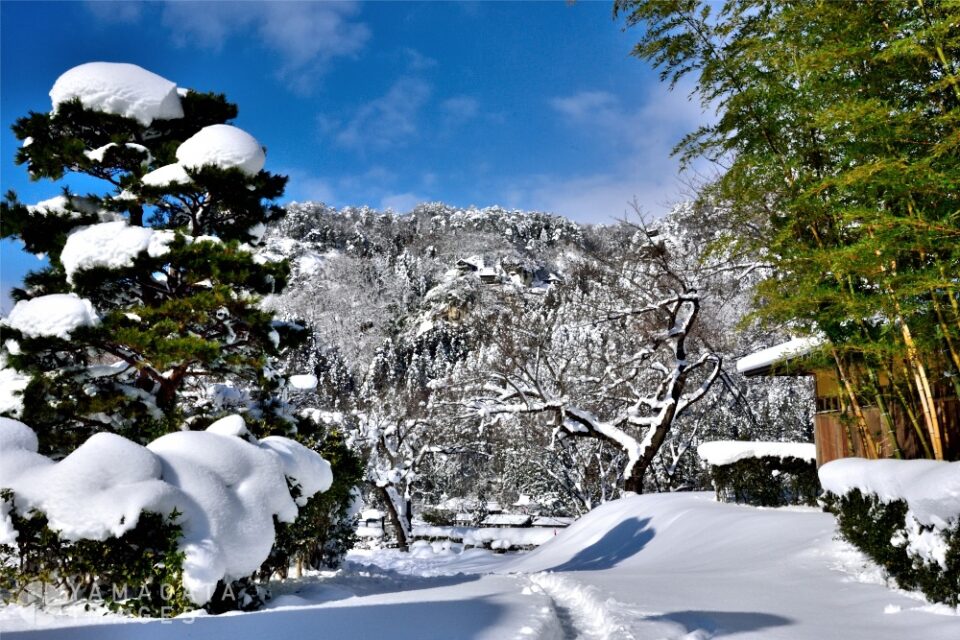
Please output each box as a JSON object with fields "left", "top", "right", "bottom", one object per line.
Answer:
{"left": 50, "top": 62, "right": 183, "bottom": 126}
{"left": 5, "top": 492, "right": 957, "bottom": 639}
{"left": 736, "top": 336, "right": 824, "bottom": 374}
{"left": 288, "top": 374, "right": 319, "bottom": 390}
{"left": 0, "top": 356, "right": 31, "bottom": 416}
{"left": 0, "top": 417, "right": 332, "bottom": 606}
{"left": 4, "top": 294, "right": 99, "bottom": 339}
{"left": 698, "top": 440, "right": 817, "bottom": 466}
{"left": 176, "top": 124, "right": 265, "bottom": 176}
{"left": 60, "top": 220, "right": 175, "bottom": 282}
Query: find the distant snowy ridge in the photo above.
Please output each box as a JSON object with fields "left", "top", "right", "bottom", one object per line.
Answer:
{"left": 0, "top": 415, "right": 332, "bottom": 605}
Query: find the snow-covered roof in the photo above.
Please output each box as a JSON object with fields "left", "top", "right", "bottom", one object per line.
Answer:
{"left": 532, "top": 516, "right": 575, "bottom": 527}
{"left": 697, "top": 440, "right": 816, "bottom": 466}
{"left": 50, "top": 62, "right": 183, "bottom": 126}
{"left": 736, "top": 336, "right": 824, "bottom": 376}
{"left": 482, "top": 513, "right": 531, "bottom": 527}
{"left": 361, "top": 508, "right": 385, "bottom": 521}
{"left": 176, "top": 124, "right": 265, "bottom": 176}
{"left": 4, "top": 294, "right": 99, "bottom": 340}
{"left": 513, "top": 494, "right": 532, "bottom": 507}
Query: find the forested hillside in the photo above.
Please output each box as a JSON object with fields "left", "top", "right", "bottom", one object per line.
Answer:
{"left": 263, "top": 200, "right": 814, "bottom": 540}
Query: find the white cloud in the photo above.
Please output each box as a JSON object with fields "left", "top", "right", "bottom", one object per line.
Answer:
{"left": 403, "top": 48, "right": 437, "bottom": 71}
{"left": 158, "top": 2, "right": 369, "bottom": 90}
{"left": 330, "top": 77, "right": 432, "bottom": 152}
{"left": 440, "top": 96, "right": 480, "bottom": 125}
{"left": 84, "top": 0, "right": 143, "bottom": 24}
{"left": 504, "top": 82, "right": 713, "bottom": 223}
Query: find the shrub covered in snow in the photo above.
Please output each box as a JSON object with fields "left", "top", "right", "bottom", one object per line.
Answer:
{"left": 0, "top": 416, "right": 333, "bottom": 614}
{"left": 699, "top": 441, "right": 820, "bottom": 507}
{"left": 820, "top": 459, "right": 960, "bottom": 606}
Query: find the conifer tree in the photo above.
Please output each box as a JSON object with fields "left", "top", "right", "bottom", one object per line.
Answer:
{"left": 0, "top": 62, "right": 302, "bottom": 453}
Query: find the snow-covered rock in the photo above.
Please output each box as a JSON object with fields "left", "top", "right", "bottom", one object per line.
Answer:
{"left": 60, "top": 220, "right": 176, "bottom": 282}
{"left": 697, "top": 440, "right": 817, "bottom": 466}
{"left": 176, "top": 124, "right": 265, "bottom": 176}
{"left": 0, "top": 417, "right": 333, "bottom": 605}
{"left": 50, "top": 62, "right": 183, "bottom": 126}
{"left": 4, "top": 294, "right": 99, "bottom": 339}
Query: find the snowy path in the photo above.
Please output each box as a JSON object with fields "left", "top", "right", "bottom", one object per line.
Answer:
{"left": 3, "top": 493, "right": 958, "bottom": 639}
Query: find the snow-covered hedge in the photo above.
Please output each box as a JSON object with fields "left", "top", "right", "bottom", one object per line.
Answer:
{"left": 699, "top": 441, "right": 820, "bottom": 507}
{"left": 820, "top": 459, "right": 960, "bottom": 606}
{"left": 0, "top": 416, "right": 332, "bottom": 612}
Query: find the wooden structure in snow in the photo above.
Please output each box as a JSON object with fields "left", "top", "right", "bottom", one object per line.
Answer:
{"left": 738, "top": 339, "right": 959, "bottom": 465}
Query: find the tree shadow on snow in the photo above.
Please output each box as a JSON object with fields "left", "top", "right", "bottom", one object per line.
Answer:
{"left": 2, "top": 597, "right": 509, "bottom": 640}
{"left": 549, "top": 517, "right": 655, "bottom": 572}
{"left": 649, "top": 610, "right": 793, "bottom": 637}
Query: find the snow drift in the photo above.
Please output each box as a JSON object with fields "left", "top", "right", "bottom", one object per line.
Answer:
{"left": 0, "top": 416, "right": 332, "bottom": 605}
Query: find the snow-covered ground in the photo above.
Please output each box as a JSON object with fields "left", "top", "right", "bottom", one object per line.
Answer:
{"left": 2, "top": 492, "right": 957, "bottom": 639}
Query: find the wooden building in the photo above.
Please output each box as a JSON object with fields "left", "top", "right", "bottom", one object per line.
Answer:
{"left": 738, "top": 338, "right": 959, "bottom": 466}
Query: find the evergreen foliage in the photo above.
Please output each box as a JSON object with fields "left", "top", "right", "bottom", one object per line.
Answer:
{"left": 0, "top": 491, "right": 190, "bottom": 617}
{"left": 617, "top": 0, "right": 960, "bottom": 460}
{"left": 824, "top": 489, "right": 960, "bottom": 606}
{"left": 1, "top": 84, "right": 294, "bottom": 452}
{"left": 708, "top": 456, "right": 820, "bottom": 507}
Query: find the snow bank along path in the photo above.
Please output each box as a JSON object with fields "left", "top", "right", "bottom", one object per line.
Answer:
{"left": 0, "top": 416, "right": 332, "bottom": 605}
{"left": 4, "top": 492, "right": 958, "bottom": 639}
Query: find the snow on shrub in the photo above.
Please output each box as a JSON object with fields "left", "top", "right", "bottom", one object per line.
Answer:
{"left": 50, "top": 62, "right": 183, "bottom": 126}
{"left": 141, "top": 162, "right": 193, "bottom": 186}
{"left": 697, "top": 440, "right": 816, "bottom": 466}
{"left": 3, "top": 293, "right": 99, "bottom": 339}
{"left": 176, "top": 124, "right": 265, "bottom": 176}
{"left": 0, "top": 415, "right": 332, "bottom": 606}
{"left": 699, "top": 441, "right": 820, "bottom": 507}
{"left": 820, "top": 458, "right": 960, "bottom": 606}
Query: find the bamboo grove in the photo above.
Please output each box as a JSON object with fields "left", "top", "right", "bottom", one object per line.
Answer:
{"left": 617, "top": 0, "right": 960, "bottom": 459}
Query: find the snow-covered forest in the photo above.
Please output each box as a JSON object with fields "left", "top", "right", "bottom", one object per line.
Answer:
{"left": 1, "top": 1, "right": 959, "bottom": 638}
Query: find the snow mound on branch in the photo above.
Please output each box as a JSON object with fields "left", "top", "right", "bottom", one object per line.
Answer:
{"left": 205, "top": 414, "right": 250, "bottom": 438}
{"left": 0, "top": 417, "right": 333, "bottom": 605}
{"left": 4, "top": 294, "right": 99, "bottom": 339}
{"left": 50, "top": 62, "right": 183, "bottom": 126}
{"left": 697, "top": 440, "right": 816, "bottom": 466}
{"left": 259, "top": 436, "right": 333, "bottom": 505}
{"left": 85, "top": 142, "right": 152, "bottom": 164}
{"left": 60, "top": 220, "right": 176, "bottom": 282}
{"left": 176, "top": 124, "right": 265, "bottom": 176}
{"left": 141, "top": 163, "right": 192, "bottom": 187}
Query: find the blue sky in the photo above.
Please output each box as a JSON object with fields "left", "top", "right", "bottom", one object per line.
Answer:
{"left": 0, "top": 1, "right": 709, "bottom": 309}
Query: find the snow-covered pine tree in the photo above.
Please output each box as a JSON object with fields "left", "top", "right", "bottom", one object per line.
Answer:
{"left": 0, "top": 62, "right": 301, "bottom": 453}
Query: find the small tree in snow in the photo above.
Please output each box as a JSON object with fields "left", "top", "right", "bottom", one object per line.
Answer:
{"left": 460, "top": 210, "right": 735, "bottom": 494}
{"left": 0, "top": 63, "right": 300, "bottom": 452}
